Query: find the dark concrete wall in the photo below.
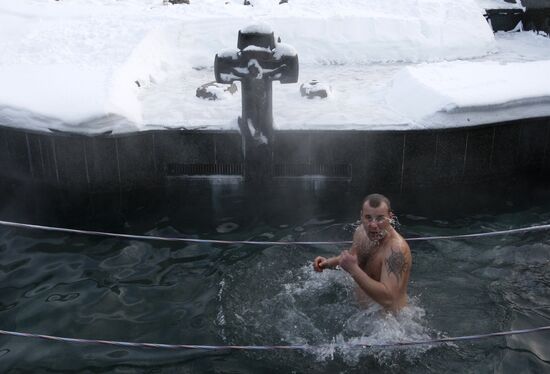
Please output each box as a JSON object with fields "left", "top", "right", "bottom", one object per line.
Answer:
{"left": 524, "top": 8, "right": 550, "bottom": 33}
{"left": 484, "top": 5, "right": 550, "bottom": 33}
{"left": 0, "top": 128, "right": 243, "bottom": 192}
{"left": 521, "top": 0, "right": 550, "bottom": 10}
{"left": 274, "top": 118, "right": 550, "bottom": 191}
{"left": 485, "top": 9, "right": 524, "bottom": 32}
{"left": 1, "top": 117, "right": 550, "bottom": 194}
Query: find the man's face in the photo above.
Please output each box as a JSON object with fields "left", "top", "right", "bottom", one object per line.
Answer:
{"left": 361, "top": 201, "right": 392, "bottom": 241}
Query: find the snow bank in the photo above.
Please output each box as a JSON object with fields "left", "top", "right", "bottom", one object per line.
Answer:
{"left": 175, "top": 0, "right": 495, "bottom": 66}
{"left": 0, "top": 0, "right": 183, "bottom": 133}
{"left": 476, "top": 0, "right": 524, "bottom": 10}
{"left": 0, "top": 0, "right": 533, "bottom": 134}
{"left": 143, "top": 31, "right": 550, "bottom": 132}
{"left": 0, "top": 65, "right": 116, "bottom": 126}
{"left": 0, "top": 22, "right": 183, "bottom": 133}
{"left": 386, "top": 60, "right": 550, "bottom": 128}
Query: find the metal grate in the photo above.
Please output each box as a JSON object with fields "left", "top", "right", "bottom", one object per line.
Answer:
{"left": 166, "top": 163, "right": 351, "bottom": 178}
{"left": 166, "top": 163, "right": 243, "bottom": 176}
{"left": 273, "top": 163, "right": 352, "bottom": 178}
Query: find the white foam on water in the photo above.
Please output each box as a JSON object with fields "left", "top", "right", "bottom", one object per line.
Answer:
{"left": 331, "top": 303, "right": 433, "bottom": 365}
{"left": 216, "top": 278, "right": 228, "bottom": 342}
{"left": 291, "top": 265, "right": 434, "bottom": 364}
{"left": 220, "top": 260, "right": 436, "bottom": 365}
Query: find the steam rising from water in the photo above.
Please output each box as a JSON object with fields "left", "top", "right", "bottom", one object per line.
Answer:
{"left": 217, "top": 258, "right": 434, "bottom": 366}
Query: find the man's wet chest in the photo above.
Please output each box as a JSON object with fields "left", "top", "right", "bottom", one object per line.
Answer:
{"left": 358, "top": 246, "right": 385, "bottom": 281}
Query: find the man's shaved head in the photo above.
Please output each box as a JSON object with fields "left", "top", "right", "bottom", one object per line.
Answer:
{"left": 362, "top": 193, "right": 391, "bottom": 213}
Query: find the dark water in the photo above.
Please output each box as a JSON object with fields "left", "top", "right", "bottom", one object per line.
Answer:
{"left": 0, "top": 181, "right": 550, "bottom": 373}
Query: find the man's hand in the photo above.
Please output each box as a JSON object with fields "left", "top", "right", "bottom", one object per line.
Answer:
{"left": 339, "top": 250, "right": 359, "bottom": 274}
{"left": 313, "top": 256, "right": 328, "bottom": 272}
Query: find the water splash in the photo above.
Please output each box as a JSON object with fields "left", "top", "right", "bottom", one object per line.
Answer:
{"left": 219, "top": 261, "right": 434, "bottom": 365}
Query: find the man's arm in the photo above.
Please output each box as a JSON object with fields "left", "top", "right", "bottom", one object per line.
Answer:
{"left": 313, "top": 255, "right": 340, "bottom": 272}
{"left": 313, "top": 226, "right": 362, "bottom": 272}
{"left": 340, "top": 242, "right": 410, "bottom": 310}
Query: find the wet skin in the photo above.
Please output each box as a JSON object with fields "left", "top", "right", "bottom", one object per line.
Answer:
{"left": 313, "top": 201, "right": 412, "bottom": 312}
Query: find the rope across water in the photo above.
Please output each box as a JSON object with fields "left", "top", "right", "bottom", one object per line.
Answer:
{"left": 1, "top": 326, "right": 549, "bottom": 351}
{"left": 1, "top": 219, "right": 549, "bottom": 352}
{"left": 1, "top": 219, "right": 550, "bottom": 245}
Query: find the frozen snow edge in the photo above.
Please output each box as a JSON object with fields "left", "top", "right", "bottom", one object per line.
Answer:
{"left": 386, "top": 60, "right": 550, "bottom": 129}
{"left": 420, "top": 97, "right": 550, "bottom": 129}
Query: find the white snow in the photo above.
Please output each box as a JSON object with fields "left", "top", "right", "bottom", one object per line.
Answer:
{"left": 476, "top": 0, "right": 524, "bottom": 10}
{"left": 242, "top": 45, "right": 272, "bottom": 53}
{"left": 0, "top": 0, "right": 548, "bottom": 134}
{"left": 386, "top": 59, "right": 550, "bottom": 128}
{"left": 217, "top": 49, "right": 240, "bottom": 60}
{"left": 300, "top": 80, "right": 332, "bottom": 99}
{"left": 273, "top": 43, "right": 298, "bottom": 59}
{"left": 241, "top": 22, "right": 273, "bottom": 35}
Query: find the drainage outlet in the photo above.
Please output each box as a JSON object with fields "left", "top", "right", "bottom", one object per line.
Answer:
{"left": 273, "top": 163, "right": 352, "bottom": 179}
{"left": 166, "top": 163, "right": 244, "bottom": 177}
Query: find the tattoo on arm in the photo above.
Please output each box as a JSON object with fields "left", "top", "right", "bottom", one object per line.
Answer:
{"left": 385, "top": 248, "right": 407, "bottom": 281}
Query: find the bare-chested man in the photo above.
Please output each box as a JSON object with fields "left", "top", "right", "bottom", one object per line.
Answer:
{"left": 313, "top": 194, "right": 411, "bottom": 312}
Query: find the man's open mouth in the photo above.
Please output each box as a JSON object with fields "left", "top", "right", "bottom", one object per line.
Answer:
{"left": 368, "top": 230, "right": 387, "bottom": 240}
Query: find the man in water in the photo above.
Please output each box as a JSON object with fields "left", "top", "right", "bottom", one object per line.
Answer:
{"left": 313, "top": 194, "right": 411, "bottom": 312}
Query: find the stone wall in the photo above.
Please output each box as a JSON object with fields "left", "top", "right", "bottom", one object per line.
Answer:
{"left": 1, "top": 117, "right": 550, "bottom": 194}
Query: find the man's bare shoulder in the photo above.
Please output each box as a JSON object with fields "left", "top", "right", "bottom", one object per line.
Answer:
{"left": 384, "top": 234, "right": 411, "bottom": 260}
{"left": 391, "top": 232, "right": 410, "bottom": 251}
{"left": 353, "top": 225, "right": 366, "bottom": 241}
{"left": 383, "top": 235, "right": 411, "bottom": 282}
{"left": 350, "top": 225, "right": 366, "bottom": 253}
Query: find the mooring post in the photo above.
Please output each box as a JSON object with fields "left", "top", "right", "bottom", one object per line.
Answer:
{"left": 214, "top": 24, "right": 298, "bottom": 182}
